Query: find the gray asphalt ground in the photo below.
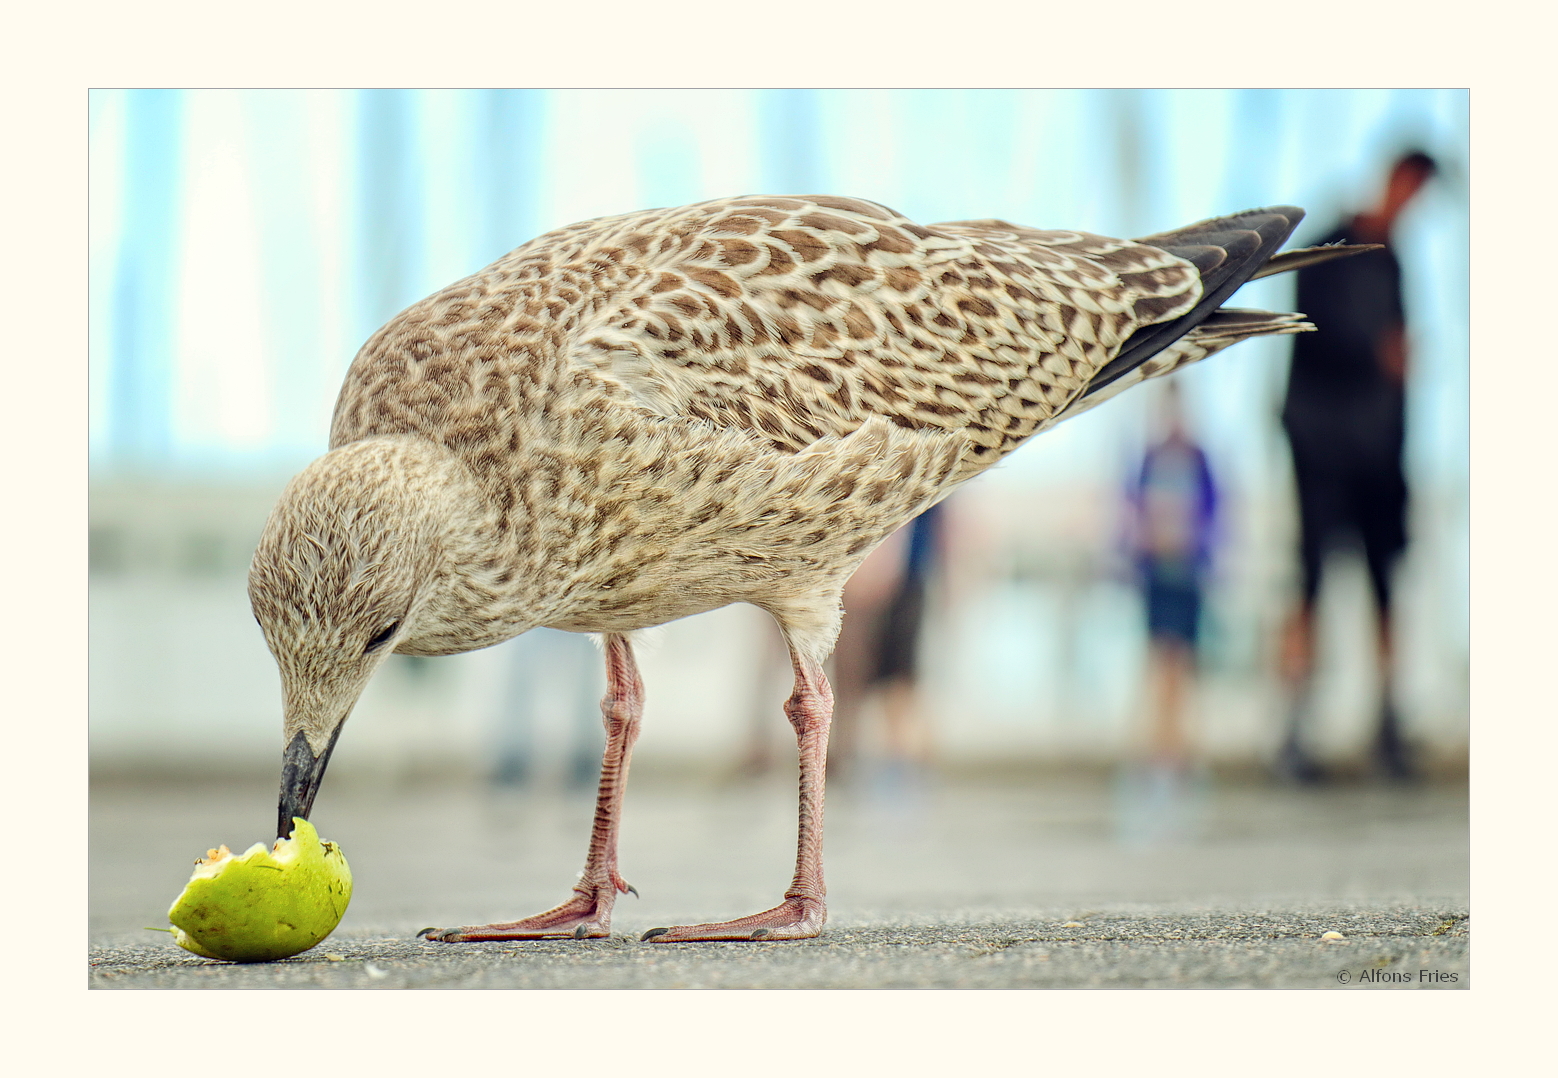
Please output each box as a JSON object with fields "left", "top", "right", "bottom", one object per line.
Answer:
{"left": 90, "top": 768, "right": 1468, "bottom": 989}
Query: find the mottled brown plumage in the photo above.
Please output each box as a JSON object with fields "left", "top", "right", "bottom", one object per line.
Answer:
{"left": 251, "top": 195, "right": 1368, "bottom": 942}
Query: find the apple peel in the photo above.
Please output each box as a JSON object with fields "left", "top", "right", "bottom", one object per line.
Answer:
{"left": 166, "top": 817, "right": 352, "bottom": 963}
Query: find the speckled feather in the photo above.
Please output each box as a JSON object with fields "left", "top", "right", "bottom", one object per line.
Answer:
{"left": 247, "top": 194, "right": 1377, "bottom": 940}
{"left": 331, "top": 196, "right": 1215, "bottom": 475}
{"left": 254, "top": 195, "right": 1322, "bottom": 740}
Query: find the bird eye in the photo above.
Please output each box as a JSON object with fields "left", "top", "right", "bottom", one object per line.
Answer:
{"left": 364, "top": 622, "right": 399, "bottom": 654}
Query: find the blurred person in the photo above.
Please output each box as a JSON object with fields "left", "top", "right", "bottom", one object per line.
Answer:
{"left": 829, "top": 502, "right": 947, "bottom": 797}
{"left": 1277, "top": 150, "right": 1438, "bottom": 783}
{"left": 1116, "top": 380, "right": 1218, "bottom": 843}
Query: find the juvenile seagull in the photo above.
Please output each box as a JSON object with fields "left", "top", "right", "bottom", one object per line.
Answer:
{"left": 252, "top": 195, "right": 1371, "bottom": 942}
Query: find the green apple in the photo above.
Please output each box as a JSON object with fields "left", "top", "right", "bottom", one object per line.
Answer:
{"left": 167, "top": 817, "right": 352, "bottom": 962}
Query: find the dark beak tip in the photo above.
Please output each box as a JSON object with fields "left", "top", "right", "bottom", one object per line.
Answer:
{"left": 278, "top": 728, "right": 340, "bottom": 840}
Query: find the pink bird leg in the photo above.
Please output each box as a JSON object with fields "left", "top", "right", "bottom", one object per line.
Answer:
{"left": 418, "top": 632, "right": 644, "bottom": 941}
{"left": 641, "top": 653, "right": 832, "bottom": 941}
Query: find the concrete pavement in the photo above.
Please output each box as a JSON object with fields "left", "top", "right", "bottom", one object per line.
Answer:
{"left": 89, "top": 768, "right": 1469, "bottom": 989}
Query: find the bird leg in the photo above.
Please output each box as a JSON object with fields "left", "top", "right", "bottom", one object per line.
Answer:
{"left": 643, "top": 653, "right": 831, "bottom": 942}
{"left": 419, "top": 633, "right": 643, "bottom": 942}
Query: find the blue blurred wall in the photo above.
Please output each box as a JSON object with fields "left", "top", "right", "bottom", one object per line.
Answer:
{"left": 87, "top": 90, "right": 1469, "bottom": 770}
{"left": 89, "top": 88, "right": 1467, "bottom": 484}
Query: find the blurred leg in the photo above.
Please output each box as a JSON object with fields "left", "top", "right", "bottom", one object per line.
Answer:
{"left": 1279, "top": 603, "right": 1315, "bottom": 685}
{"left": 1277, "top": 599, "right": 1326, "bottom": 783}
{"left": 880, "top": 576, "right": 929, "bottom": 767}
{"left": 1363, "top": 502, "right": 1411, "bottom": 779}
{"left": 734, "top": 627, "right": 792, "bottom": 779}
{"left": 1119, "top": 615, "right": 1202, "bottom": 845}
{"left": 828, "top": 584, "right": 883, "bottom": 781}
{"left": 881, "top": 677, "right": 929, "bottom": 765}
{"left": 566, "top": 631, "right": 605, "bottom": 789}
{"left": 1279, "top": 450, "right": 1335, "bottom": 783}
{"left": 420, "top": 633, "right": 643, "bottom": 941}
{"left": 1148, "top": 638, "right": 1193, "bottom": 769}
{"left": 1371, "top": 609, "right": 1411, "bottom": 776}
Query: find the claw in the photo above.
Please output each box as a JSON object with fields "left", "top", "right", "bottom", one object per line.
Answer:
{"left": 642, "top": 927, "right": 670, "bottom": 941}
{"left": 573, "top": 924, "right": 590, "bottom": 939}
{"left": 626, "top": 885, "right": 639, "bottom": 898}
{"left": 750, "top": 929, "right": 770, "bottom": 939}
{"left": 415, "top": 927, "right": 440, "bottom": 940}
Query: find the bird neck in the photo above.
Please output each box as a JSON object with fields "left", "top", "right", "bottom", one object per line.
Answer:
{"left": 322, "top": 436, "right": 547, "bottom": 655}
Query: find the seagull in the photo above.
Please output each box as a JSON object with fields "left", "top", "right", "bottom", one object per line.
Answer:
{"left": 251, "top": 195, "right": 1372, "bottom": 942}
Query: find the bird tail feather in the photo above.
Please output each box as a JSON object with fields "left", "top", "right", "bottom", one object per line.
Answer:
{"left": 1074, "top": 208, "right": 1378, "bottom": 406}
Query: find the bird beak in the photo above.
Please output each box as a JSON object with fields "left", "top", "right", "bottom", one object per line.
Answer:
{"left": 277, "top": 725, "right": 344, "bottom": 839}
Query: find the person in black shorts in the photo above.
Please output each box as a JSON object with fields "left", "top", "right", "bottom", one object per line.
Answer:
{"left": 1278, "top": 150, "right": 1437, "bottom": 782}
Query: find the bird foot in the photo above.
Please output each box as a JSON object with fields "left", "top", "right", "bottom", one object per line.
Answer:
{"left": 641, "top": 896, "right": 825, "bottom": 942}
{"left": 417, "top": 883, "right": 629, "bottom": 942}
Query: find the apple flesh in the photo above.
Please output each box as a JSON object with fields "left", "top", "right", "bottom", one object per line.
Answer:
{"left": 167, "top": 817, "right": 352, "bottom": 962}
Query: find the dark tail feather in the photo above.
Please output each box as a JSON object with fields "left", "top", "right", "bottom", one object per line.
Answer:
{"left": 1082, "top": 206, "right": 1305, "bottom": 398}
{"left": 1191, "top": 307, "right": 1310, "bottom": 341}
{"left": 1080, "top": 208, "right": 1382, "bottom": 400}
{"left": 1249, "top": 242, "right": 1385, "bottom": 280}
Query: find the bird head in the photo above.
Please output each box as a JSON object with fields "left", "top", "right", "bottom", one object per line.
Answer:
{"left": 249, "top": 438, "right": 448, "bottom": 838}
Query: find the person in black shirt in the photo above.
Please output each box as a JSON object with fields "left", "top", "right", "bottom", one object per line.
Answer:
{"left": 1278, "top": 150, "right": 1437, "bottom": 783}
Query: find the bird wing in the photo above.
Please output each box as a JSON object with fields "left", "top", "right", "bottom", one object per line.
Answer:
{"left": 563, "top": 195, "right": 1206, "bottom": 482}
{"left": 323, "top": 196, "right": 1299, "bottom": 646}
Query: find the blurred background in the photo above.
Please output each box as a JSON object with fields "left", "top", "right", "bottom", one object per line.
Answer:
{"left": 88, "top": 89, "right": 1467, "bottom": 804}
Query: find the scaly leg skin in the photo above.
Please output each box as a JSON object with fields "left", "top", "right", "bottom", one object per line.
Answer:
{"left": 418, "top": 634, "right": 644, "bottom": 942}
{"left": 643, "top": 654, "right": 832, "bottom": 942}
